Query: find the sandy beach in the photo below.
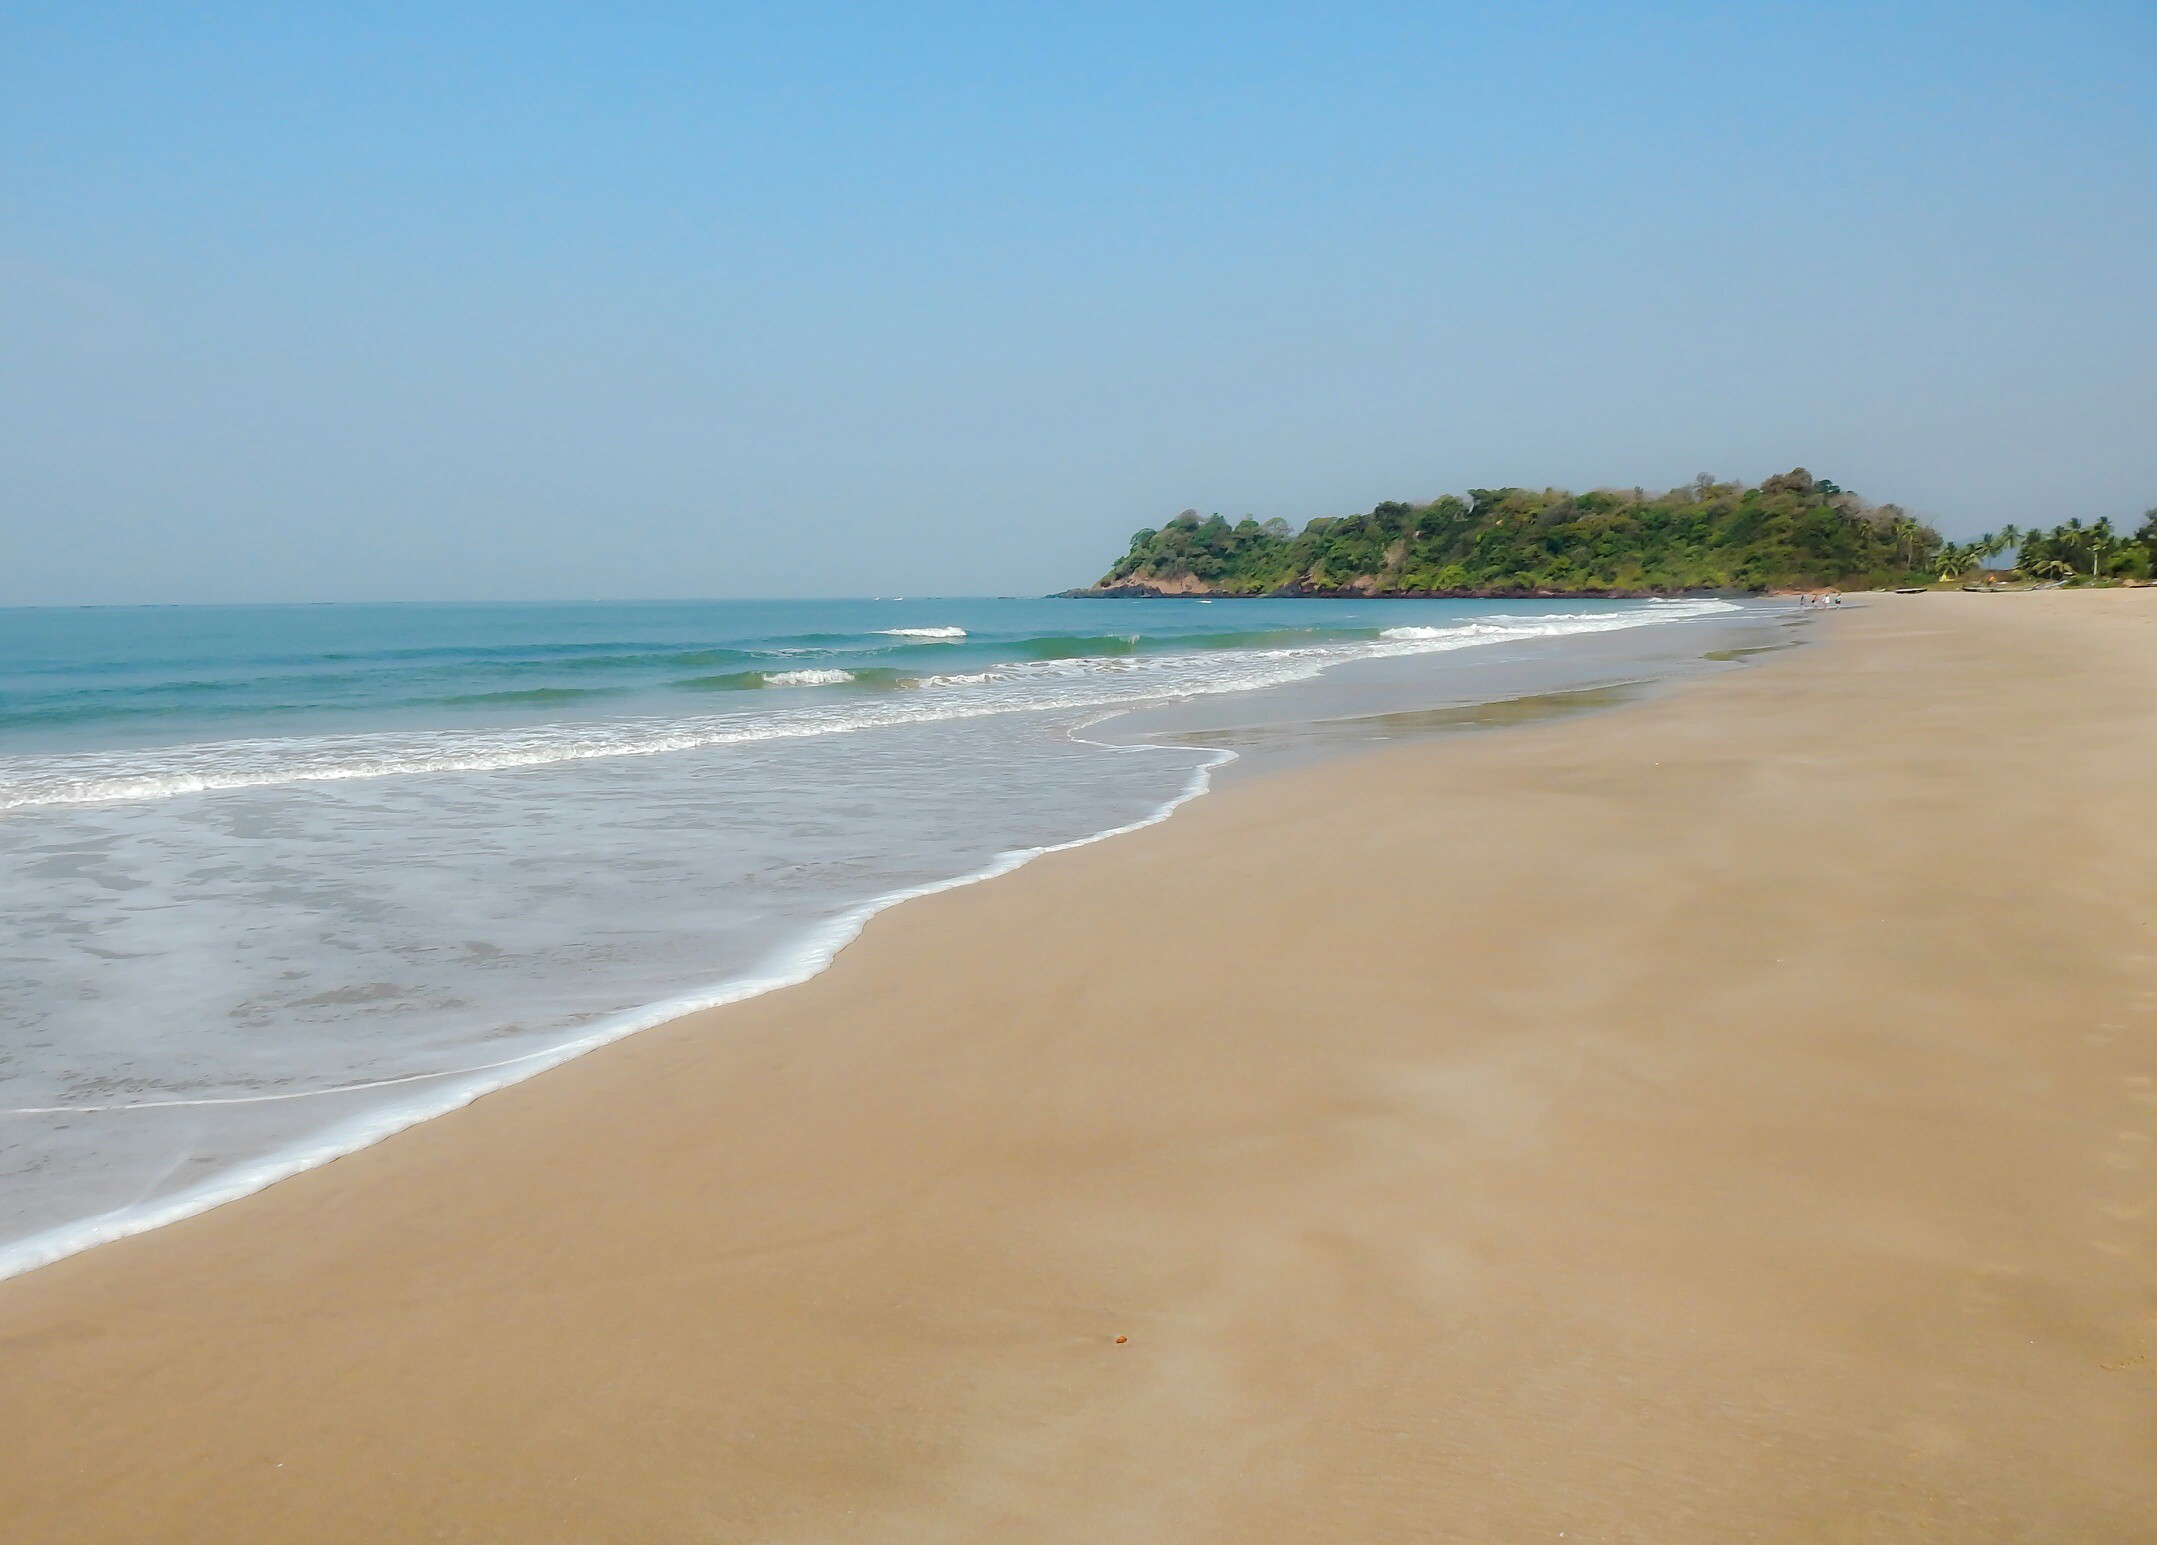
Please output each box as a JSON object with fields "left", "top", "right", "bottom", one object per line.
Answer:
{"left": 2, "top": 590, "right": 2153, "bottom": 1541}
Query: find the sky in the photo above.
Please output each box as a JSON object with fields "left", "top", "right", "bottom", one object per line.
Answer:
{"left": 3, "top": 2, "right": 2153, "bottom": 604}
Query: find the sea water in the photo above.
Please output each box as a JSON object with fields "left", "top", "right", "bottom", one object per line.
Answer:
{"left": 0, "top": 595, "right": 1741, "bottom": 1276}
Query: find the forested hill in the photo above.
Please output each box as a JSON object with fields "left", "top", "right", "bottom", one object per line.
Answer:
{"left": 1081, "top": 471, "right": 1941, "bottom": 597}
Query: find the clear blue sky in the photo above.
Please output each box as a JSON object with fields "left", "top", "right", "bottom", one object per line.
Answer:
{"left": 4, "top": 2, "right": 2152, "bottom": 603}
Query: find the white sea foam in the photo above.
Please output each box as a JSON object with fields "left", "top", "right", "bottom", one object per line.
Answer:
{"left": 0, "top": 730, "right": 1233, "bottom": 1283}
{"left": 1377, "top": 606, "right": 1706, "bottom": 642}
{"left": 0, "top": 596, "right": 1752, "bottom": 1281}
{"left": 764, "top": 668, "right": 856, "bottom": 686}
{"left": 0, "top": 600, "right": 1736, "bottom": 813}
{"left": 875, "top": 626, "right": 968, "bottom": 638}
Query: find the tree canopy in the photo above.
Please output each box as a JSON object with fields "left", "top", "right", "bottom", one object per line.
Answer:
{"left": 1090, "top": 471, "right": 1944, "bottom": 596}
{"left": 1977, "top": 513, "right": 2157, "bottom": 584}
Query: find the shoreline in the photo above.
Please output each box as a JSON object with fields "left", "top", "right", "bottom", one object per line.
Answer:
{"left": 0, "top": 737, "right": 1233, "bottom": 1285}
{"left": 0, "top": 603, "right": 1764, "bottom": 1284}
{"left": 5, "top": 591, "right": 2151, "bottom": 1539}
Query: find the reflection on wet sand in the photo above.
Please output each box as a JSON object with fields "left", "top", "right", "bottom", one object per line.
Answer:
{"left": 1163, "top": 682, "right": 1646, "bottom": 755}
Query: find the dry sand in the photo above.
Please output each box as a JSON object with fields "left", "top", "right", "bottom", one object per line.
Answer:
{"left": 2, "top": 591, "right": 2153, "bottom": 1542}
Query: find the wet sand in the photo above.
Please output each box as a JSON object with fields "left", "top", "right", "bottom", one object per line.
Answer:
{"left": 2, "top": 591, "right": 2153, "bottom": 1541}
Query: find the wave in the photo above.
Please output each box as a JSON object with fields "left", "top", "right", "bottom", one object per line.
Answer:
{"left": 1380, "top": 608, "right": 1685, "bottom": 642}
{"left": 0, "top": 600, "right": 1738, "bottom": 812}
{"left": 0, "top": 732, "right": 1238, "bottom": 1283}
{"left": 0, "top": 646, "right": 768, "bottom": 731}
{"left": 438, "top": 686, "right": 622, "bottom": 706}
{"left": 996, "top": 626, "right": 1368, "bottom": 660}
{"left": 873, "top": 626, "right": 967, "bottom": 639}
{"left": 672, "top": 670, "right": 772, "bottom": 692}
{"left": 674, "top": 667, "right": 911, "bottom": 693}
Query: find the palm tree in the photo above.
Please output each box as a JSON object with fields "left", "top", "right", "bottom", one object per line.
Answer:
{"left": 2089, "top": 522, "right": 2115, "bottom": 581}
{"left": 1891, "top": 515, "right": 1927, "bottom": 573}
{"left": 1936, "top": 543, "right": 1987, "bottom": 582}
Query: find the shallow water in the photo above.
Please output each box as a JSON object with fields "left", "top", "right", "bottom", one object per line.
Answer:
{"left": 0, "top": 595, "right": 1754, "bottom": 1275}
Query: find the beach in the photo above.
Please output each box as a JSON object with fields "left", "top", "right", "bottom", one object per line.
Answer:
{"left": 0, "top": 596, "right": 1744, "bottom": 1268}
{"left": 2, "top": 589, "right": 2152, "bottom": 1539}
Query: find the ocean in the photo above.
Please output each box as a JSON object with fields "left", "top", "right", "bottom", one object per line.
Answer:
{"left": 0, "top": 594, "right": 1748, "bottom": 1276}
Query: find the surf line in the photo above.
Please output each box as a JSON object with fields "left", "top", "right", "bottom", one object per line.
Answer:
{"left": 3, "top": 735, "right": 1236, "bottom": 1123}
{"left": 0, "top": 1049, "right": 564, "bottom": 1116}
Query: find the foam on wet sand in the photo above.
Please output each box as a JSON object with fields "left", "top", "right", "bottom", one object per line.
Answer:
{"left": 1, "top": 590, "right": 2151, "bottom": 1541}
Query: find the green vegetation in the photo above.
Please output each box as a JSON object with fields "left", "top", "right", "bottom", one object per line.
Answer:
{"left": 1936, "top": 514, "right": 2157, "bottom": 585}
{"left": 1090, "top": 471, "right": 1946, "bottom": 596}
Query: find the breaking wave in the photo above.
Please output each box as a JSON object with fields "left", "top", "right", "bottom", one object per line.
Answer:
{"left": 0, "top": 600, "right": 1737, "bottom": 812}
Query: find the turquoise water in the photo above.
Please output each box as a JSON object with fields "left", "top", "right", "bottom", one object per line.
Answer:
{"left": 0, "top": 595, "right": 1738, "bottom": 1276}
{"left": 2, "top": 597, "right": 1503, "bottom": 754}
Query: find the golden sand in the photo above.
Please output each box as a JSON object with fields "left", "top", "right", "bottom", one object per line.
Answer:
{"left": 2, "top": 591, "right": 2152, "bottom": 1541}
